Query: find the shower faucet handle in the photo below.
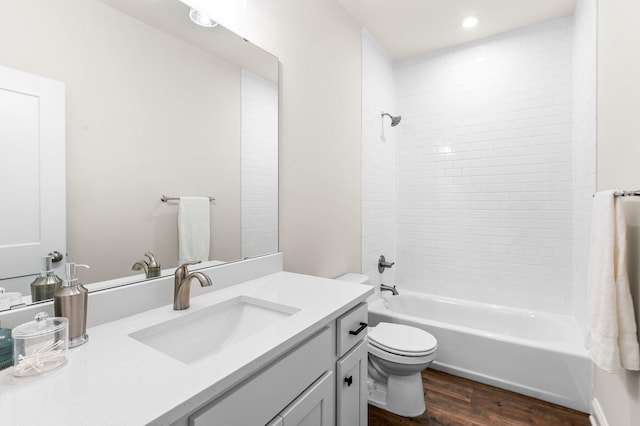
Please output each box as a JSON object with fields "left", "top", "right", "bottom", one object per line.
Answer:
{"left": 378, "top": 255, "right": 395, "bottom": 273}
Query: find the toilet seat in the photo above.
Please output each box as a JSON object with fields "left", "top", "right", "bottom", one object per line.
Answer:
{"left": 369, "top": 339, "right": 436, "bottom": 357}
{"left": 368, "top": 322, "right": 437, "bottom": 357}
{"left": 368, "top": 342, "right": 437, "bottom": 365}
{"left": 368, "top": 322, "right": 437, "bottom": 354}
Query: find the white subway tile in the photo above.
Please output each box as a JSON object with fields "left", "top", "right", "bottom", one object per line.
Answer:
{"left": 362, "top": 14, "right": 595, "bottom": 316}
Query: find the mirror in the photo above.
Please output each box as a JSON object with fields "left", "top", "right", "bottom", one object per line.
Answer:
{"left": 0, "top": 0, "right": 279, "bottom": 309}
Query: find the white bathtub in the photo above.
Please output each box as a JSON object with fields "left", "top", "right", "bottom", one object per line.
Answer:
{"left": 368, "top": 291, "right": 591, "bottom": 412}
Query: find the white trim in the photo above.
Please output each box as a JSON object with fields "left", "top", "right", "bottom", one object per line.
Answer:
{"left": 590, "top": 397, "right": 608, "bottom": 426}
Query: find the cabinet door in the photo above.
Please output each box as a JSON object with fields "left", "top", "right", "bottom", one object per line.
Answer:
{"left": 280, "top": 371, "right": 334, "bottom": 426}
{"left": 336, "top": 340, "right": 367, "bottom": 426}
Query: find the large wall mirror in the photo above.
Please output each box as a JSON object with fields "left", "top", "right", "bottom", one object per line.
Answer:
{"left": 0, "top": 0, "right": 279, "bottom": 310}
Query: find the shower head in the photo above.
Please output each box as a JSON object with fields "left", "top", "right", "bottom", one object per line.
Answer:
{"left": 381, "top": 111, "right": 402, "bottom": 127}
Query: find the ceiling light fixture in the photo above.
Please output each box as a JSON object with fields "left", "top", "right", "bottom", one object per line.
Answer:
{"left": 462, "top": 16, "right": 478, "bottom": 29}
{"left": 189, "top": 8, "right": 218, "bottom": 28}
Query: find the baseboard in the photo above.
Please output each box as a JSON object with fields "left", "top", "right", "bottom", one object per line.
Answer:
{"left": 431, "top": 361, "right": 588, "bottom": 413}
{"left": 590, "top": 398, "right": 608, "bottom": 426}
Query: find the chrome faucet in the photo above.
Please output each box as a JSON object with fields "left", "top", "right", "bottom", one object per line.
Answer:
{"left": 173, "top": 260, "right": 212, "bottom": 310}
{"left": 132, "top": 251, "right": 161, "bottom": 279}
{"left": 380, "top": 284, "right": 399, "bottom": 296}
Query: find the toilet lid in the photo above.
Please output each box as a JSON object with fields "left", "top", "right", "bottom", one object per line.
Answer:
{"left": 368, "top": 322, "right": 437, "bottom": 355}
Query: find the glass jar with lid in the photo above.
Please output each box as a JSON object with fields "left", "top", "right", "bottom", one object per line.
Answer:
{"left": 11, "top": 312, "right": 68, "bottom": 377}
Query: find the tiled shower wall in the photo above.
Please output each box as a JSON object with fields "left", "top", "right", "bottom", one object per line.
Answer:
{"left": 391, "top": 18, "right": 577, "bottom": 313}
{"left": 362, "top": 30, "right": 396, "bottom": 287}
{"left": 241, "top": 69, "right": 278, "bottom": 259}
{"left": 571, "top": 0, "right": 597, "bottom": 331}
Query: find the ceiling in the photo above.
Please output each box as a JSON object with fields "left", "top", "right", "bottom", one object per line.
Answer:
{"left": 337, "top": 0, "right": 577, "bottom": 60}
{"left": 98, "top": 0, "right": 278, "bottom": 82}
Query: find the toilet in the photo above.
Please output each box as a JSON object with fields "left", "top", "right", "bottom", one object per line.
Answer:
{"left": 335, "top": 273, "right": 438, "bottom": 417}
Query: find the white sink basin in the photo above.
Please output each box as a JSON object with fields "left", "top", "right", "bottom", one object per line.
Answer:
{"left": 129, "top": 296, "right": 300, "bottom": 364}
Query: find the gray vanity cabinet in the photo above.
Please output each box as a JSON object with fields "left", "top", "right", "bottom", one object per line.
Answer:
{"left": 269, "top": 302, "right": 368, "bottom": 426}
{"left": 268, "top": 302, "right": 369, "bottom": 426}
{"left": 183, "top": 302, "right": 369, "bottom": 426}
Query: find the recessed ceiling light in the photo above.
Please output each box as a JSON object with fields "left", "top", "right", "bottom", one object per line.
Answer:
{"left": 462, "top": 16, "right": 478, "bottom": 29}
{"left": 189, "top": 8, "right": 218, "bottom": 28}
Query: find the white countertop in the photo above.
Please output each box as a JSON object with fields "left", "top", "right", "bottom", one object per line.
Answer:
{"left": 0, "top": 271, "right": 372, "bottom": 426}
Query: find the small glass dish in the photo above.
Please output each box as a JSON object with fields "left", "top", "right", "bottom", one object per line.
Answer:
{"left": 11, "top": 312, "right": 68, "bottom": 377}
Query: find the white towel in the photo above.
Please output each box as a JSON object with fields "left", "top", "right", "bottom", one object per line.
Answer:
{"left": 588, "top": 191, "right": 640, "bottom": 372}
{"left": 178, "top": 197, "right": 210, "bottom": 265}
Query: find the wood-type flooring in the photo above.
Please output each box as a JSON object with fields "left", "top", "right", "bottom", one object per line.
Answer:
{"left": 368, "top": 369, "right": 590, "bottom": 426}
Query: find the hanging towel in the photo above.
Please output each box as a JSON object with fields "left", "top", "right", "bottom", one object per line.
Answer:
{"left": 588, "top": 191, "right": 640, "bottom": 372}
{"left": 178, "top": 197, "right": 210, "bottom": 265}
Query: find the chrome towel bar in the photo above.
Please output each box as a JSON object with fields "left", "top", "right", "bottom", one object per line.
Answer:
{"left": 613, "top": 190, "right": 640, "bottom": 197}
{"left": 592, "top": 190, "right": 640, "bottom": 198}
{"left": 160, "top": 195, "right": 215, "bottom": 202}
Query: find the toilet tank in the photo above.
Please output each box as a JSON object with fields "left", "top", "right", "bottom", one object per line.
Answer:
{"left": 335, "top": 273, "right": 370, "bottom": 285}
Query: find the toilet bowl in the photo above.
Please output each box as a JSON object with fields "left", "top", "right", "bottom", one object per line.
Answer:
{"left": 367, "top": 322, "right": 437, "bottom": 416}
{"left": 335, "top": 273, "right": 438, "bottom": 417}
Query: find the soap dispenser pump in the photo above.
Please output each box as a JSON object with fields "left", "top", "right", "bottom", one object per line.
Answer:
{"left": 30, "top": 255, "right": 63, "bottom": 302}
{"left": 54, "top": 263, "right": 90, "bottom": 348}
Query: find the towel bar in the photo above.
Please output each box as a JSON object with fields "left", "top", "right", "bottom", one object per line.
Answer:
{"left": 161, "top": 195, "right": 215, "bottom": 202}
{"left": 613, "top": 191, "right": 640, "bottom": 197}
{"left": 592, "top": 191, "right": 640, "bottom": 198}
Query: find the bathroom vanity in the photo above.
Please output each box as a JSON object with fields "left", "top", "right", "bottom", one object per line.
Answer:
{"left": 0, "top": 255, "right": 372, "bottom": 425}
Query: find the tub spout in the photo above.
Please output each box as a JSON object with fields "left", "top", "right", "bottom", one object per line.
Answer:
{"left": 380, "top": 284, "right": 399, "bottom": 296}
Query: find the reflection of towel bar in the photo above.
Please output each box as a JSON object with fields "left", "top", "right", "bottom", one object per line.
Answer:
{"left": 161, "top": 195, "right": 215, "bottom": 202}
{"left": 592, "top": 190, "right": 640, "bottom": 198}
{"left": 613, "top": 190, "right": 640, "bottom": 197}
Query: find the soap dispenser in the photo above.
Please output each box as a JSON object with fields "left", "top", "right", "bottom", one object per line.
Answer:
{"left": 30, "top": 255, "right": 63, "bottom": 302}
{"left": 54, "top": 263, "right": 90, "bottom": 348}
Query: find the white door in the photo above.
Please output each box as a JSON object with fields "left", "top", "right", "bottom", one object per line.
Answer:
{"left": 0, "top": 66, "right": 66, "bottom": 280}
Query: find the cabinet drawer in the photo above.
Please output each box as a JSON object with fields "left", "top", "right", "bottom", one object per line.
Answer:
{"left": 336, "top": 302, "right": 368, "bottom": 357}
